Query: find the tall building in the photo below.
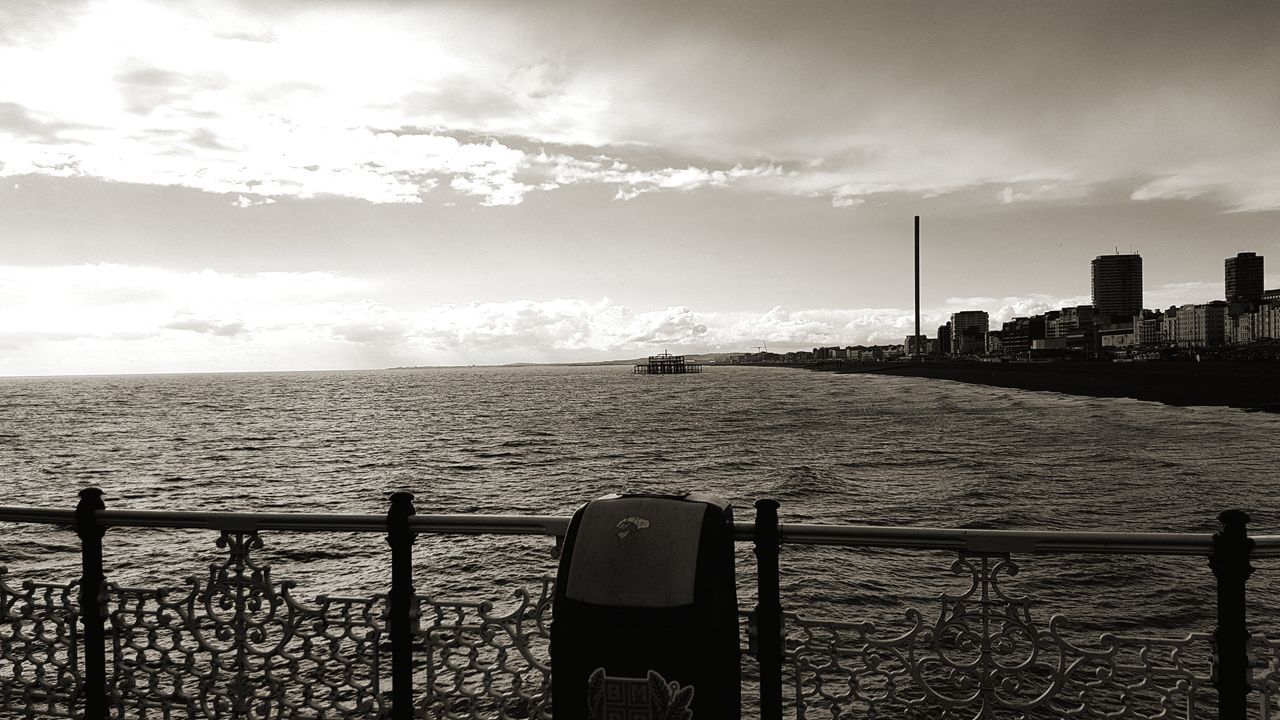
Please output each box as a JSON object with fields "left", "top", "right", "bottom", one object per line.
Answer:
{"left": 1091, "top": 254, "right": 1143, "bottom": 324}
{"left": 1225, "top": 252, "right": 1264, "bottom": 304}
{"left": 936, "top": 323, "right": 951, "bottom": 357}
{"left": 949, "top": 311, "right": 989, "bottom": 355}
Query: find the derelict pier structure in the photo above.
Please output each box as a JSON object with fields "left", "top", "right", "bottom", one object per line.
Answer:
{"left": 633, "top": 351, "right": 704, "bottom": 374}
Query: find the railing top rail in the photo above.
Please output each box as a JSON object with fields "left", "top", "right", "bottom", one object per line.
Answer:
{"left": 775, "top": 522, "right": 1222, "bottom": 556}
{"left": 410, "top": 514, "right": 570, "bottom": 536}
{"left": 0, "top": 506, "right": 574, "bottom": 535}
{"left": 0, "top": 506, "right": 75, "bottom": 525}
{"left": 4, "top": 504, "right": 1270, "bottom": 556}
{"left": 101, "top": 509, "right": 387, "bottom": 532}
{"left": 1253, "top": 534, "right": 1280, "bottom": 558}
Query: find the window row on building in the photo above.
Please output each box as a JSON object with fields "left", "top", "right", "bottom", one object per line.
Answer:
{"left": 1109, "top": 300, "right": 1280, "bottom": 349}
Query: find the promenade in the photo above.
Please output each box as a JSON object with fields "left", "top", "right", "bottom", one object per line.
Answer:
{"left": 821, "top": 361, "right": 1280, "bottom": 412}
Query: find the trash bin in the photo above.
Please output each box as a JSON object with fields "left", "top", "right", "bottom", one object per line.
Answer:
{"left": 551, "top": 492, "right": 740, "bottom": 719}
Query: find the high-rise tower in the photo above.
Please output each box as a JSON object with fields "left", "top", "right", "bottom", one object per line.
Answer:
{"left": 949, "top": 311, "right": 989, "bottom": 355}
{"left": 1225, "top": 252, "right": 1264, "bottom": 304}
{"left": 1091, "top": 254, "right": 1143, "bottom": 324}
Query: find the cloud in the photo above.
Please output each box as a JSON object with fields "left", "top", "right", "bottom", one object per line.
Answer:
{"left": 0, "top": 101, "right": 86, "bottom": 142}
{"left": 997, "top": 182, "right": 1089, "bottom": 205}
{"left": 2, "top": 96, "right": 793, "bottom": 206}
{"left": 0, "top": 264, "right": 369, "bottom": 345}
{"left": 1146, "top": 281, "right": 1223, "bottom": 309}
{"left": 2, "top": 1, "right": 1276, "bottom": 210}
{"left": 0, "top": 262, "right": 1249, "bottom": 376}
{"left": 233, "top": 194, "right": 275, "bottom": 207}
{"left": 0, "top": 2, "right": 566, "bottom": 206}
{"left": 941, "top": 294, "right": 1092, "bottom": 327}
{"left": 115, "top": 66, "right": 205, "bottom": 115}
{"left": 0, "top": 0, "right": 88, "bottom": 46}
{"left": 189, "top": 128, "right": 233, "bottom": 151}
{"left": 624, "top": 307, "right": 708, "bottom": 343}
{"left": 164, "top": 317, "right": 246, "bottom": 336}
{"left": 1131, "top": 163, "right": 1280, "bottom": 214}
{"left": 534, "top": 151, "right": 788, "bottom": 203}
{"left": 0, "top": 264, "right": 885, "bottom": 373}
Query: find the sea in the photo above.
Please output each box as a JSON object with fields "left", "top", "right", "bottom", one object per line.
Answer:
{"left": 1, "top": 365, "right": 1276, "bottom": 641}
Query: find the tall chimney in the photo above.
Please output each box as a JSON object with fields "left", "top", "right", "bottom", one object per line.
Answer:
{"left": 914, "top": 215, "right": 921, "bottom": 361}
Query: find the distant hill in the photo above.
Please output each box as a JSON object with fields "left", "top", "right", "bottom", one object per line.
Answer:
{"left": 563, "top": 353, "right": 743, "bottom": 366}
{"left": 390, "top": 352, "right": 746, "bottom": 370}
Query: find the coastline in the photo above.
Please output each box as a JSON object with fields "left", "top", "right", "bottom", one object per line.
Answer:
{"left": 822, "top": 361, "right": 1280, "bottom": 412}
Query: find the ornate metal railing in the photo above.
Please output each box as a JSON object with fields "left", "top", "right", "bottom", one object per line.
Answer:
{"left": 778, "top": 550, "right": 1217, "bottom": 720}
{"left": 0, "top": 491, "right": 1275, "bottom": 720}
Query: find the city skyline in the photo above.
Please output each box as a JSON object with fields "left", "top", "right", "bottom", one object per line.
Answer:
{"left": 3, "top": 1, "right": 1279, "bottom": 375}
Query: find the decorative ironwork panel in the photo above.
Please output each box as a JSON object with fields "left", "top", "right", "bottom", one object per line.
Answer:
{"left": 414, "top": 576, "right": 554, "bottom": 720}
{"left": 0, "top": 569, "right": 81, "bottom": 719}
{"left": 786, "top": 553, "right": 1216, "bottom": 720}
{"left": 1252, "top": 633, "right": 1280, "bottom": 720}
{"left": 106, "top": 531, "right": 386, "bottom": 720}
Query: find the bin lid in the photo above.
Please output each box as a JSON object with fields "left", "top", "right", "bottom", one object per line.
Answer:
{"left": 565, "top": 496, "right": 706, "bottom": 607}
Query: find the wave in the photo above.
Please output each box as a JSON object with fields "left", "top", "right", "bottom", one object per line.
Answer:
{"left": 0, "top": 364, "right": 1274, "bottom": 634}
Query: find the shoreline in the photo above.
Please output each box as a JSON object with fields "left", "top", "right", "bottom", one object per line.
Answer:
{"left": 819, "top": 361, "right": 1280, "bottom": 413}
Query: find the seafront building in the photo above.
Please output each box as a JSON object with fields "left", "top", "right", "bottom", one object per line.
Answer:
{"left": 1091, "top": 253, "right": 1143, "bottom": 325}
{"left": 1221, "top": 300, "right": 1280, "bottom": 346}
{"left": 748, "top": 249, "right": 1276, "bottom": 362}
{"left": 935, "top": 323, "right": 951, "bottom": 358}
{"left": 1133, "top": 309, "right": 1164, "bottom": 346}
{"left": 1031, "top": 305, "right": 1096, "bottom": 353}
{"left": 1000, "top": 316, "right": 1044, "bottom": 356}
{"left": 1259, "top": 302, "right": 1280, "bottom": 339}
{"left": 949, "top": 311, "right": 989, "bottom": 355}
{"left": 1169, "top": 302, "right": 1229, "bottom": 347}
{"left": 1045, "top": 305, "right": 1094, "bottom": 339}
{"left": 1226, "top": 311, "right": 1256, "bottom": 346}
{"left": 903, "top": 334, "right": 928, "bottom": 357}
{"left": 938, "top": 250, "right": 1279, "bottom": 358}
{"left": 985, "top": 331, "right": 1003, "bottom": 355}
{"left": 1225, "top": 252, "right": 1264, "bottom": 304}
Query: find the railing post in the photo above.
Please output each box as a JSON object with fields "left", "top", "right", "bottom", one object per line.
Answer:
{"left": 387, "top": 492, "right": 417, "bottom": 720}
{"left": 754, "top": 498, "right": 783, "bottom": 720}
{"left": 74, "top": 487, "right": 108, "bottom": 720}
{"left": 1210, "top": 509, "right": 1254, "bottom": 720}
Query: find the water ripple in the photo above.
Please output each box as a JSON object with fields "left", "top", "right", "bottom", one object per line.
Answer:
{"left": 0, "top": 366, "right": 1276, "bottom": 635}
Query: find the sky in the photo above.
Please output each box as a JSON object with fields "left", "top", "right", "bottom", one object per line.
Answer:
{"left": 2, "top": 0, "right": 1279, "bottom": 375}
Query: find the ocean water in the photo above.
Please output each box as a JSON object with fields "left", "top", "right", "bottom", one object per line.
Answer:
{"left": 0, "top": 365, "right": 1276, "bottom": 638}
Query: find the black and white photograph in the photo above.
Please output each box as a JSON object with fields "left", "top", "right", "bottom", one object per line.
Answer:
{"left": 1, "top": 1, "right": 1277, "bottom": 718}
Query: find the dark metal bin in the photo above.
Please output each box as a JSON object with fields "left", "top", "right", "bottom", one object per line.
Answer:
{"left": 551, "top": 492, "right": 740, "bottom": 719}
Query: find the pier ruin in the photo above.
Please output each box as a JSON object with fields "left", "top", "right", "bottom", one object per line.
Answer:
{"left": 633, "top": 351, "right": 704, "bottom": 374}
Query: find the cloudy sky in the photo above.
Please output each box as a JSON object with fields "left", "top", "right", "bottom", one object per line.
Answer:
{"left": 2, "top": 0, "right": 1278, "bottom": 374}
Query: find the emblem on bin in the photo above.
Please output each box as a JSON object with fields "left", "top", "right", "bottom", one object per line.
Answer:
{"left": 587, "top": 667, "right": 695, "bottom": 720}
{"left": 615, "top": 516, "right": 650, "bottom": 545}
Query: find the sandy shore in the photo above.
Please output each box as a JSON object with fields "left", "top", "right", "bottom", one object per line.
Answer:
{"left": 826, "top": 361, "right": 1280, "bottom": 412}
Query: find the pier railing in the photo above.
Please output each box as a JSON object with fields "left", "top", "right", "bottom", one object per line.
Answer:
{"left": 0, "top": 490, "right": 1275, "bottom": 720}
